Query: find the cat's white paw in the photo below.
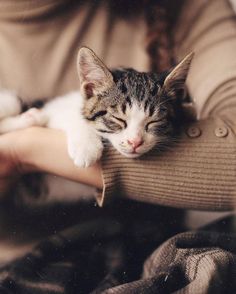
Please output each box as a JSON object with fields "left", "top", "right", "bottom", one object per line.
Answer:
{"left": 68, "top": 136, "right": 103, "bottom": 168}
{"left": 20, "top": 108, "right": 48, "bottom": 127}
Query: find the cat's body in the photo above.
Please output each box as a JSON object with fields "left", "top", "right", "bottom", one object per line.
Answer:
{"left": 0, "top": 90, "right": 102, "bottom": 168}
{"left": 0, "top": 48, "right": 194, "bottom": 205}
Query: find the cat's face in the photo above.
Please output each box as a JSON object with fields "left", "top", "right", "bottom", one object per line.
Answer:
{"left": 102, "top": 100, "right": 167, "bottom": 158}
{"left": 77, "top": 47, "right": 193, "bottom": 158}
{"left": 86, "top": 103, "right": 165, "bottom": 158}
{"left": 79, "top": 70, "right": 175, "bottom": 158}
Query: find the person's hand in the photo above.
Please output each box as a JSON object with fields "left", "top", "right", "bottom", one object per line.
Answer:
{"left": 0, "top": 127, "right": 103, "bottom": 199}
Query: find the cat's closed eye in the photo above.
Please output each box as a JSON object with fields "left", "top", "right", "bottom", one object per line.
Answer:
{"left": 111, "top": 115, "right": 127, "bottom": 128}
{"left": 145, "top": 120, "right": 162, "bottom": 131}
{"left": 102, "top": 117, "right": 123, "bottom": 132}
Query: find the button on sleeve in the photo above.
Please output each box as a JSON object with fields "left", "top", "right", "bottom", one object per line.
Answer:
{"left": 215, "top": 126, "right": 228, "bottom": 138}
{"left": 186, "top": 126, "right": 201, "bottom": 138}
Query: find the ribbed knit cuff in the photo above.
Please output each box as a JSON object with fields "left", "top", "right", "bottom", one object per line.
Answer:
{"left": 96, "top": 148, "right": 122, "bottom": 207}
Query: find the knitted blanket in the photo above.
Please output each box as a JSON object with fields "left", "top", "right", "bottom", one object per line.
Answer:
{"left": 0, "top": 200, "right": 235, "bottom": 294}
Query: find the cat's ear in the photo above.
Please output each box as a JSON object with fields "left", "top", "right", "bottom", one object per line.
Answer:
{"left": 77, "top": 47, "right": 114, "bottom": 99}
{"left": 163, "top": 52, "right": 194, "bottom": 97}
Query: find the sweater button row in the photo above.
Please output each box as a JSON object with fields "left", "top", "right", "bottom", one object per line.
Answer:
{"left": 186, "top": 125, "right": 229, "bottom": 138}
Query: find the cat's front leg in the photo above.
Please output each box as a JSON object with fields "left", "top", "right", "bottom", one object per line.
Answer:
{"left": 0, "top": 108, "right": 48, "bottom": 134}
{"left": 67, "top": 126, "right": 103, "bottom": 168}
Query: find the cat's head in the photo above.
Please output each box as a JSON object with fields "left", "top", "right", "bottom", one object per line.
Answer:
{"left": 77, "top": 47, "right": 194, "bottom": 158}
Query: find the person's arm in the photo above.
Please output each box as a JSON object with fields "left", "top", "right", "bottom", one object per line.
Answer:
{"left": 19, "top": 127, "right": 103, "bottom": 189}
{"left": 0, "top": 127, "right": 103, "bottom": 198}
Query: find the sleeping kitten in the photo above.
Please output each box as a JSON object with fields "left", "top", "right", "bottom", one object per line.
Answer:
{"left": 0, "top": 47, "right": 194, "bottom": 169}
{"left": 0, "top": 48, "right": 194, "bottom": 206}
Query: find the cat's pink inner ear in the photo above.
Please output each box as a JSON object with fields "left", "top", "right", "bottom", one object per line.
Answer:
{"left": 77, "top": 47, "right": 113, "bottom": 89}
{"left": 79, "top": 59, "right": 106, "bottom": 83}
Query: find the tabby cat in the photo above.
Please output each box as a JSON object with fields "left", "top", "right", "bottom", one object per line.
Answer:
{"left": 0, "top": 47, "right": 193, "bottom": 204}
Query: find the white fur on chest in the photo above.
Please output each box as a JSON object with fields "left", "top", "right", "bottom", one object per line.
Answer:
{"left": 44, "top": 91, "right": 84, "bottom": 131}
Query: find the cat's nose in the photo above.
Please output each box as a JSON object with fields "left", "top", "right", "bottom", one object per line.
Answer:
{"left": 127, "top": 137, "right": 144, "bottom": 150}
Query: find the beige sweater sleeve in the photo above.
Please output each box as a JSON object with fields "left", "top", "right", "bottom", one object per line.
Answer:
{"left": 99, "top": 0, "right": 236, "bottom": 210}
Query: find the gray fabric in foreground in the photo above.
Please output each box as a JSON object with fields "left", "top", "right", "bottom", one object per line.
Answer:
{"left": 0, "top": 210, "right": 236, "bottom": 294}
